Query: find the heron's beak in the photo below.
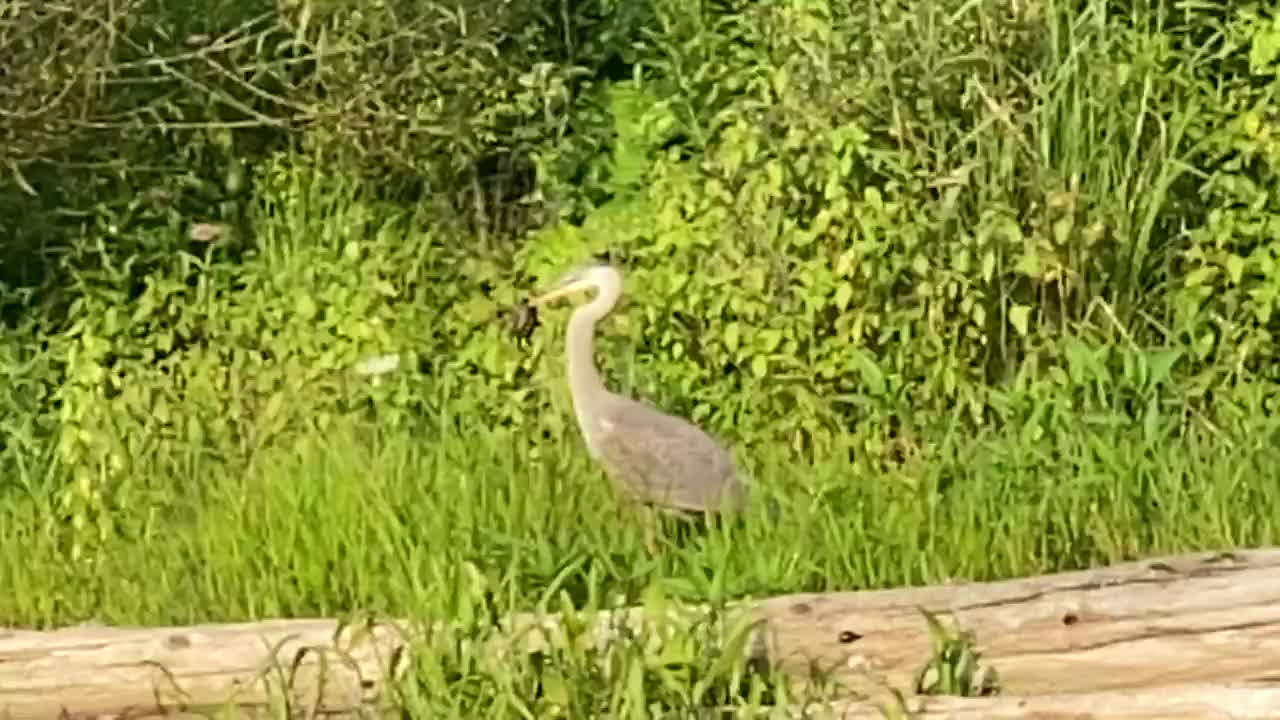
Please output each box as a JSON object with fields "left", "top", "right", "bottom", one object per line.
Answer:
{"left": 527, "top": 278, "right": 596, "bottom": 307}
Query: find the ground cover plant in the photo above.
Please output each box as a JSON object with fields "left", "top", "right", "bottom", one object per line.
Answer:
{"left": 3, "top": 0, "right": 1280, "bottom": 715}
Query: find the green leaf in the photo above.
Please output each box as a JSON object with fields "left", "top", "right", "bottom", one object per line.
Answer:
{"left": 981, "top": 251, "right": 996, "bottom": 283}
{"left": 262, "top": 393, "right": 284, "bottom": 424}
{"left": 757, "top": 329, "right": 783, "bottom": 352}
{"left": 295, "top": 294, "right": 318, "bottom": 320}
{"left": 1145, "top": 349, "right": 1183, "bottom": 386}
{"left": 851, "top": 349, "right": 886, "bottom": 396}
{"left": 1225, "top": 254, "right": 1246, "bottom": 285}
{"left": 751, "top": 355, "right": 768, "bottom": 378}
{"left": 835, "top": 282, "right": 854, "bottom": 311}
{"left": 1183, "top": 266, "right": 1217, "bottom": 288}
{"left": 1014, "top": 254, "right": 1040, "bottom": 278}
{"left": 725, "top": 322, "right": 741, "bottom": 352}
{"left": 1009, "top": 305, "right": 1031, "bottom": 337}
{"left": 1052, "top": 216, "right": 1073, "bottom": 246}
{"left": 541, "top": 670, "right": 571, "bottom": 707}
{"left": 1249, "top": 24, "right": 1280, "bottom": 74}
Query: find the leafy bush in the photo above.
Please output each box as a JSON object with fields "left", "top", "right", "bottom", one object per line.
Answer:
{"left": 1171, "top": 3, "right": 1280, "bottom": 389}
{"left": 513, "top": 0, "right": 1253, "bottom": 459}
{"left": 0, "top": 0, "right": 289, "bottom": 298}
{"left": 0, "top": 0, "right": 645, "bottom": 322}
{"left": 33, "top": 158, "right": 440, "bottom": 553}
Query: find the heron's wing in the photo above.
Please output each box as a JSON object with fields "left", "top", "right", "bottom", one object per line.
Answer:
{"left": 591, "top": 398, "right": 747, "bottom": 513}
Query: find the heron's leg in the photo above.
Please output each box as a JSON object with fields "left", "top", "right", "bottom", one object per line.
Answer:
{"left": 641, "top": 505, "right": 659, "bottom": 556}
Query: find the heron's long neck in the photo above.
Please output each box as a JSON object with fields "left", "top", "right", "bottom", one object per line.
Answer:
{"left": 566, "top": 305, "right": 609, "bottom": 414}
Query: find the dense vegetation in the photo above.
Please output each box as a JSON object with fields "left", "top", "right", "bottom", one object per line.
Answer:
{"left": 3, "top": 0, "right": 1279, "bottom": 714}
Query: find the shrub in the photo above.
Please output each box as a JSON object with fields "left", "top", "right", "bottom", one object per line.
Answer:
{"left": 5, "top": 0, "right": 1280, "bottom": 559}
{"left": 512, "top": 0, "right": 1254, "bottom": 460}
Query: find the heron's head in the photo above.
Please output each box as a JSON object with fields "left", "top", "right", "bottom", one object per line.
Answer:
{"left": 527, "top": 262, "right": 622, "bottom": 308}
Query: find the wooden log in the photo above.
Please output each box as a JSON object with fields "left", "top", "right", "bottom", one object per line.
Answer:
{"left": 2, "top": 548, "right": 1279, "bottom": 719}
{"left": 0, "top": 618, "right": 413, "bottom": 719}
{"left": 751, "top": 548, "right": 1280, "bottom": 697}
{"left": 820, "top": 682, "right": 1280, "bottom": 719}
{"left": 505, "top": 547, "right": 1280, "bottom": 697}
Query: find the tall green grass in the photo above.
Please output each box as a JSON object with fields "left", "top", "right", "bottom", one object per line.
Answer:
{"left": 6, "top": 399, "right": 1275, "bottom": 715}
{"left": 3, "top": 403, "right": 1275, "bottom": 630}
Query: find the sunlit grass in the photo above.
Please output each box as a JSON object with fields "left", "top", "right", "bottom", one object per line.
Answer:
{"left": 3, "top": 403, "right": 1275, "bottom": 630}
{"left": 2, "top": 402, "right": 1275, "bottom": 715}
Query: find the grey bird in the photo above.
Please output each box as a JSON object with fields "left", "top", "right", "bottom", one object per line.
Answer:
{"left": 526, "top": 262, "right": 757, "bottom": 551}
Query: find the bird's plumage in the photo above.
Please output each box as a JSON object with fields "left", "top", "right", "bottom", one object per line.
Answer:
{"left": 591, "top": 394, "right": 748, "bottom": 513}
{"left": 528, "top": 262, "right": 751, "bottom": 518}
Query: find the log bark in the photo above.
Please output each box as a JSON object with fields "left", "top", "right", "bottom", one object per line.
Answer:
{"left": 3, "top": 548, "right": 1279, "bottom": 719}
{"left": 823, "top": 682, "right": 1280, "bottom": 719}
{"left": 750, "top": 547, "right": 1280, "bottom": 697}
{"left": 0, "top": 618, "right": 411, "bottom": 719}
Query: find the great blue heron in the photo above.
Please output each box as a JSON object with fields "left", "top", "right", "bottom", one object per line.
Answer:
{"left": 527, "top": 262, "right": 754, "bottom": 551}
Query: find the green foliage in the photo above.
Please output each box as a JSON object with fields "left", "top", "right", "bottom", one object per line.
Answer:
{"left": 39, "top": 156, "right": 449, "bottom": 557}
{"left": 5, "top": 0, "right": 1280, "bottom": 689}
{"left": 0, "top": 296, "right": 56, "bottom": 489}
{"left": 13, "top": 0, "right": 1278, "bottom": 493}
{"left": 0, "top": 0, "right": 647, "bottom": 335}
{"left": 512, "top": 0, "right": 1257, "bottom": 463}
{"left": 1172, "top": 5, "right": 1280, "bottom": 388}
{"left": 2, "top": 403, "right": 1278, "bottom": 712}
{"left": 913, "top": 609, "right": 998, "bottom": 698}
{"left": 279, "top": 0, "right": 639, "bottom": 234}
{"left": 0, "top": 0, "right": 288, "bottom": 293}
{"left": 397, "top": 585, "right": 782, "bottom": 718}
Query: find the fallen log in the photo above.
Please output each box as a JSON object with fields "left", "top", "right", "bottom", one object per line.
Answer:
{"left": 2, "top": 548, "right": 1279, "bottom": 719}
{"left": 0, "top": 617, "right": 411, "bottom": 720}
{"left": 824, "top": 682, "right": 1280, "bottom": 719}
{"left": 751, "top": 547, "right": 1280, "bottom": 697}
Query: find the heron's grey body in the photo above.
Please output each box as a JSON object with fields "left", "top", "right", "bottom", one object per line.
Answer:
{"left": 532, "top": 263, "right": 749, "bottom": 516}
{"left": 584, "top": 392, "right": 748, "bottom": 513}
